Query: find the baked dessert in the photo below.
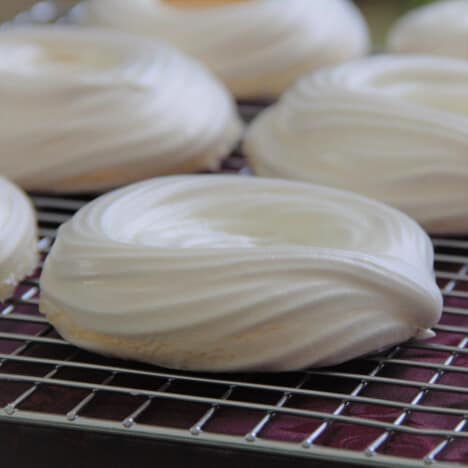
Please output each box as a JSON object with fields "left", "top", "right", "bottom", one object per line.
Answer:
{"left": 388, "top": 0, "right": 468, "bottom": 59}
{"left": 244, "top": 55, "right": 468, "bottom": 234}
{"left": 0, "top": 26, "right": 242, "bottom": 192}
{"left": 0, "top": 177, "right": 38, "bottom": 301}
{"left": 40, "top": 176, "right": 442, "bottom": 371}
{"left": 76, "top": 0, "right": 370, "bottom": 99}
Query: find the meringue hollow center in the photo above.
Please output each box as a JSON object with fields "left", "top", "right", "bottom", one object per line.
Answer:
{"left": 100, "top": 182, "right": 395, "bottom": 251}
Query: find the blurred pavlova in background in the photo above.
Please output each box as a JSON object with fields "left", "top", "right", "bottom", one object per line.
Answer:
{"left": 0, "top": 1, "right": 438, "bottom": 45}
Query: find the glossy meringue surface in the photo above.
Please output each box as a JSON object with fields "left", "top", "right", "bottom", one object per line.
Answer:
{"left": 388, "top": 0, "right": 468, "bottom": 59}
{"left": 0, "top": 26, "right": 242, "bottom": 192}
{"left": 244, "top": 55, "right": 468, "bottom": 234}
{"left": 0, "top": 177, "right": 37, "bottom": 301}
{"left": 40, "top": 176, "right": 442, "bottom": 372}
{"left": 77, "top": 0, "right": 370, "bottom": 98}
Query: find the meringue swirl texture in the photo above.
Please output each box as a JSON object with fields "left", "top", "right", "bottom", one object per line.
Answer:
{"left": 0, "top": 26, "right": 242, "bottom": 192}
{"left": 77, "top": 0, "right": 370, "bottom": 98}
{"left": 244, "top": 55, "right": 468, "bottom": 234}
{"left": 40, "top": 176, "right": 442, "bottom": 371}
{"left": 0, "top": 177, "right": 38, "bottom": 301}
{"left": 388, "top": 0, "right": 468, "bottom": 59}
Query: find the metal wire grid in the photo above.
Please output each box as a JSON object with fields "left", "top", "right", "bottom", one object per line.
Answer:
{"left": 0, "top": 190, "right": 465, "bottom": 468}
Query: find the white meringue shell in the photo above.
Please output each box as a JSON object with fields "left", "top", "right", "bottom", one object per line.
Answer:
{"left": 77, "top": 0, "right": 370, "bottom": 98}
{"left": 388, "top": 0, "right": 468, "bottom": 59}
{"left": 40, "top": 176, "right": 442, "bottom": 371}
{"left": 244, "top": 55, "right": 468, "bottom": 234}
{"left": 0, "top": 177, "right": 38, "bottom": 301}
{"left": 0, "top": 26, "right": 242, "bottom": 192}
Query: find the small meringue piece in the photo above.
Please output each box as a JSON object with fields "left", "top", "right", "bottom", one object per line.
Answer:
{"left": 388, "top": 0, "right": 468, "bottom": 59}
{"left": 244, "top": 55, "right": 468, "bottom": 234}
{"left": 0, "top": 26, "right": 242, "bottom": 192}
{"left": 77, "top": 0, "right": 370, "bottom": 98}
{"left": 0, "top": 177, "right": 38, "bottom": 301}
{"left": 40, "top": 175, "right": 442, "bottom": 372}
